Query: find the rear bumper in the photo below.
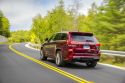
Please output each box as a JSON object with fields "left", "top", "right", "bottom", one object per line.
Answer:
{"left": 73, "top": 53, "right": 100, "bottom": 56}
{"left": 64, "top": 53, "right": 100, "bottom": 62}
{"left": 72, "top": 55, "right": 100, "bottom": 62}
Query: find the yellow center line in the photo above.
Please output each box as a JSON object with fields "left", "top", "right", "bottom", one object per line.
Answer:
{"left": 9, "top": 44, "right": 94, "bottom": 83}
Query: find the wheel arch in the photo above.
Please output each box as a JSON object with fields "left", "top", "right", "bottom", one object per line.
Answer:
{"left": 41, "top": 46, "right": 43, "bottom": 50}
{"left": 55, "top": 48, "right": 61, "bottom": 57}
{"left": 56, "top": 48, "right": 61, "bottom": 53}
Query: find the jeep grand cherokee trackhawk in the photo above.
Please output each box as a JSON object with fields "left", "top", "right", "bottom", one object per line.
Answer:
{"left": 40, "top": 32, "right": 101, "bottom": 67}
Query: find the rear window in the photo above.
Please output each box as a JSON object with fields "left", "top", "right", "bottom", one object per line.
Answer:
{"left": 70, "top": 33, "right": 98, "bottom": 43}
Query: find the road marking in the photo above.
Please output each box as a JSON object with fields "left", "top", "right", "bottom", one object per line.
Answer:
{"left": 99, "top": 63, "right": 125, "bottom": 70}
{"left": 9, "top": 44, "right": 93, "bottom": 83}
{"left": 25, "top": 43, "right": 39, "bottom": 51}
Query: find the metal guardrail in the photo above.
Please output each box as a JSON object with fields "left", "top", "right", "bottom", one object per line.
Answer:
{"left": 28, "top": 43, "right": 125, "bottom": 57}
{"left": 101, "top": 50, "right": 125, "bottom": 57}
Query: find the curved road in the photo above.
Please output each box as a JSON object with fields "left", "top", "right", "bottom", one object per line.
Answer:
{"left": 0, "top": 43, "right": 125, "bottom": 83}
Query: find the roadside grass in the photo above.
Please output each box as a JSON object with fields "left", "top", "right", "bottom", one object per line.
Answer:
{"left": 0, "top": 41, "right": 13, "bottom": 45}
{"left": 100, "top": 54, "right": 125, "bottom": 68}
{"left": 0, "top": 42, "right": 9, "bottom": 45}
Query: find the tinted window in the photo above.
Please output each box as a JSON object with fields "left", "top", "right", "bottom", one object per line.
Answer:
{"left": 49, "top": 33, "right": 68, "bottom": 41}
{"left": 71, "top": 33, "right": 98, "bottom": 43}
{"left": 60, "top": 33, "right": 67, "bottom": 40}
{"left": 48, "top": 34, "right": 56, "bottom": 42}
{"left": 53, "top": 33, "right": 61, "bottom": 40}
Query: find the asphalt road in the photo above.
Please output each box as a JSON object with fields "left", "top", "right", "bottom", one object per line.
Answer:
{"left": 0, "top": 43, "right": 125, "bottom": 83}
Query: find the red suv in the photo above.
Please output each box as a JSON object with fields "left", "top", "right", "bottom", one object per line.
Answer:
{"left": 40, "top": 32, "right": 101, "bottom": 67}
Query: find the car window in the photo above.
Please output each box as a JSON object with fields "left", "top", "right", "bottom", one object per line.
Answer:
{"left": 71, "top": 33, "right": 98, "bottom": 43}
{"left": 48, "top": 34, "right": 56, "bottom": 42}
{"left": 48, "top": 33, "right": 61, "bottom": 42}
{"left": 52, "top": 33, "right": 62, "bottom": 41}
{"left": 60, "top": 33, "right": 67, "bottom": 40}
{"left": 49, "top": 33, "right": 67, "bottom": 42}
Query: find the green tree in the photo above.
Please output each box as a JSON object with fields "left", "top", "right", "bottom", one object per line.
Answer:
{"left": 96, "top": 0, "right": 125, "bottom": 50}
{"left": 84, "top": 0, "right": 125, "bottom": 50}
{"left": 0, "top": 10, "right": 3, "bottom": 35}
{"left": 0, "top": 10, "right": 10, "bottom": 37}
{"left": 31, "top": 0, "right": 74, "bottom": 43}
{"left": 9, "top": 30, "right": 30, "bottom": 43}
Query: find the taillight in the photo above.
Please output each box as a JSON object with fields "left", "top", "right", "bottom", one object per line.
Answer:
{"left": 68, "top": 48, "right": 73, "bottom": 52}
{"left": 96, "top": 43, "right": 101, "bottom": 46}
{"left": 67, "top": 40, "right": 77, "bottom": 48}
{"left": 66, "top": 40, "right": 71, "bottom": 44}
{"left": 96, "top": 43, "right": 100, "bottom": 50}
{"left": 68, "top": 44, "right": 77, "bottom": 47}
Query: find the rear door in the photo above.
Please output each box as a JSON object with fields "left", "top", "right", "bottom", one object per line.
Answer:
{"left": 43, "top": 34, "right": 55, "bottom": 57}
{"left": 60, "top": 33, "right": 69, "bottom": 58}
{"left": 50, "top": 33, "right": 61, "bottom": 57}
{"left": 47, "top": 33, "right": 62, "bottom": 58}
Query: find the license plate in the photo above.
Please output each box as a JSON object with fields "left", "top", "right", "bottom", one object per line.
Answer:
{"left": 83, "top": 45, "right": 90, "bottom": 49}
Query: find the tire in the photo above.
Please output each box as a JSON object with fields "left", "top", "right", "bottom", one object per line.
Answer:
{"left": 55, "top": 51, "right": 65, "bottom": 67}
{"left": 40, "top": 49, "right": 47, "bottom": 60}
{"left": 86, "top": 61, "right": 97, "bottom": 68}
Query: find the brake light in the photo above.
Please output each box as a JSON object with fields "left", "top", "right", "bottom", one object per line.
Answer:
{"left": 68, "top": 44, "right": 77, "bottom": 47}
{"left": 68, "top": 48, "right": 73, "bottom": 52}
{"left": 67, "top": 40, "right": 77, "bottom": 47}
{"left": 96, "top": 43, "right": 101, "bottom": 46}
{"left": 66, "top": 40, "right": 71, "bottom": 44}
{"left": 96, "top": 43, "right": 100, "bottom": 50}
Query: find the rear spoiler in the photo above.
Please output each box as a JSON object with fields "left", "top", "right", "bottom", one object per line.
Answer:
{"left": 69, "top": 32, "right": 93, "bottom": 36}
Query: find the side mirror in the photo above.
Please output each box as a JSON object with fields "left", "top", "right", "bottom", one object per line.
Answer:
{"left": 45, "top": 38, "right": 49, "bottom": 42}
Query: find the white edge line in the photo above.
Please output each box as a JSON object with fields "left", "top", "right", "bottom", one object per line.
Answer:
{"left": 25, "top": 43, "right": 125, "bottom": 70}
{"left": 99, "top": 63, "right": 125, "bottom": 70}
{"left": 25, "top": 43, "right": 40, "bottom": 51}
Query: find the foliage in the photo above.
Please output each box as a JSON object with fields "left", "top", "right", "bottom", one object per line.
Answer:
{"left": 110, "top": 34, "right": 125, "bottom": 50}
{"left": 100, "top": 54, "right": 125, "bottom": 67}
{"left": 94, "top": 0, "right": 125, "bottom": 50}
{"left": 0, "top": 10, "right": 10, "bottom": 37}
{"left": 31, "top": 0, "right": 74, "bottom": 43}
{"left": 9, "top": 30, "right": 30, "bottom": 43}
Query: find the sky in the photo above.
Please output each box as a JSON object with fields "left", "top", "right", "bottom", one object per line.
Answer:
{"left": 0, "top": 0, "right": 103, "bottom": 31}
